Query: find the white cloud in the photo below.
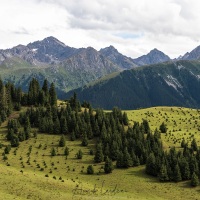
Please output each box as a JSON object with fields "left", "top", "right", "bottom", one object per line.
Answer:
{"left": 0, "top": 0, "right": 200, "bottom": 58}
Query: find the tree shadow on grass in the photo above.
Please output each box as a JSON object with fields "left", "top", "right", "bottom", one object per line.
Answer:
{"left": 126, "top": 167, "right": 159, "bottom": 183}
{"left": 179, "top": 180, "right": 192, "bottom": 189}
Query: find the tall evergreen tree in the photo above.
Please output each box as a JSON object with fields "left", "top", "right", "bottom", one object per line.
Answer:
{"left": 49, "top": 83, "right": 57, "bottom": 106}
{"left": 173, "top": 164, "right": 182, "bottom": 182}
{"left": 94, "top": 143, "right": 104, "bottom": 163}
{"left": 159, "top": 122, "right": 167, "bottom": 133}
{"left": 104, "top": 157, "right": 113, "bottom": 173}
{"left": 146, "top": 153, "right": 157, "bottom": 176}
{"left": 191, "top": 172, "right": 199, "bottom": 187}
{"left": 191, "top": 138, "right": 198, "bottom": 151}
{"left": 159, "top": 164, "right": 169, "bottom": 182}
{"left": 24, "top": 117, "right": 31, "bottom": 140}
{"left": 59, "top": 135, "right": 66, "bottom": 147}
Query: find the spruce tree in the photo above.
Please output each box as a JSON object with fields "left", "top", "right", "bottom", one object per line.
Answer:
{"left": 71, "top": 131, "right": 76, "bottom": 141}
{"left": 64, "top": 146, "right": 69, "bottom": 156}
{"left": 49, "top": 83, "right": 57, "bottom": 106}
{"left": 60, "top": 117, "right": 68, "bottom": 134}
{"left": 104, "top": 157, "right": 113, "bottom": 174}
{"left": 181, "top": 138, "right": 186, "bottom": 148}
{"left": 94, "top": 143, "right": 104, "bottom": 163}
{"left": 59, "top": 135, "right": 66, "bottom": 147}
{"left": 191, "top": 172, "right": 199, "bottom": 187}
{"left": 173, "top": 164, "right": 182, "bottom": 182}
{"left": 51, "top": 147, "right": 56, "bottom": 156}
{"left": 142, "top": 119, "right": 150, "bottom": 134}
{"left": 24, "top": 117, "right": 31, "bottom": 140}
{"left": 123, "top": 147, "right": 133, "bottom": 168}
{"left": 122, "top": 112, "right": 129, "bottom": 125}
{"left": 76, "top": 149, "right": 83, "bottom": 159}
{"left": 82, "top": 134, "right": 88, "bottom": 146}
{"left": 191, "top": 138, "right": 198, "bottom": 151}
{"left": 146, "top": 153, "right": 157, "bottom": 176}
{"left": 159, "top": 164, "right": 169, "bottom": 182}
{"left": 116, "top": 151, "right": 124, "bottom": 168}
{"left": 159, "top": 122, "right": 167, "bottom": 133}
{"left": 87, "top": 165, "right": 94, "bottom": 174}
{"left": 53, "top": 117, "right": 61, "bottom": 134}
{"left": 10, "top": 135, "right": 19, "bottom": 147}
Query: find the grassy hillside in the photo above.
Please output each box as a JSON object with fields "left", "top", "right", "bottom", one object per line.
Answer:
{"left": 127, "top": 106, "right": 200, "bottom": 149}
{"left": 0, "top": 106, "right": 200, "bottom": 199}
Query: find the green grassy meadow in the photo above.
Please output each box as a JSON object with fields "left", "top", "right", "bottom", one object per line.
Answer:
{"left": 127, "top": 107, "right": 200, "bottom": 149}
{"left": 0, "top": 106, "right": 200, "bottom": 199}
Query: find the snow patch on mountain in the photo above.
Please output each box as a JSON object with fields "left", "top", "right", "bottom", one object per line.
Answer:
{"left": 165, "top": 75, "right": 183, "bottom": 90}
{"left": 177, "top": 64, "right": 184, "bottom": 70}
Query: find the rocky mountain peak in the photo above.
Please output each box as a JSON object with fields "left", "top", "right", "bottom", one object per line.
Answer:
{"left": 100, "top": 45, "right": 119, "bottom": 54}
{"left": 181, "top": 45, "right": 200, "bottom": 60}
{"left": 133, "top": 48, "right": 170, "bottom": 66}
{"left": 99, "top": 45, "right": 137, "bottom": 69}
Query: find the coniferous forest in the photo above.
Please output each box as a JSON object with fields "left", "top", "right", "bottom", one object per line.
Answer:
{"left": 1, "top": 77, "right": 200, "bottom": 185}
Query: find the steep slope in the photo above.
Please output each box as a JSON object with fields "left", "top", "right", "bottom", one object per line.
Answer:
{"left": 181, "top": 45, "right": 200, "bottom": 60}
{"left": 133, "top": 48, "right": 171, "bottom": 66}
{"left": 66, "top": 60, "right": 200, "bottom": 109}
{"left": 99, "top": 45, "right": 138, "bottom": 69}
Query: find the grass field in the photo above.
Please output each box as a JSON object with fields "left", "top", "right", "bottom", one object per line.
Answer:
{"left": 0, "top": 106, "right": 200, "bottom": 199}
{"left": 127, "top": 106, "right": 200, "bottom": 149}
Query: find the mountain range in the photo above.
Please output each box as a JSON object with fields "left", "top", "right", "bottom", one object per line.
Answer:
{"left": 1, "top": 36, "right": 200, "bottom": 109}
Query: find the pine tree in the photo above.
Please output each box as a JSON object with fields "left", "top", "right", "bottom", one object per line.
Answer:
{"left": 104, "top": 157, "right": 113, "bottom": 173}
{"left": 146, "top": 153, "right": 157, "bottom": 176}
{"left": 76, "top": 149, "right": 83, "bottom": 159}
{"left": 49, "top": 83, "right": 57, "bottom": 106}
{"left": 60, "top": 117, "right": 68, "bottom": 134}
{"left": 64, "top": 146, "right": 69, "bottom": 156}
{"left": 51, "top": 147, "right": 56, "bottom": 156}
{"left": 159, "top": 164, "right": 169, "bottom": 182}
{"left": 71, "top": 131, "right": 76, "bottom": 141}
{"left": 159, "top": 122, "right": 167, "bottom": 133}
{"left": 142, "top": 119, "right": 150, "bottom": 134}
{"left": 181, "top": 138, "right": 186, "bottom": 148}
{"left": 42, "top": 79, "right": 49, "bottom": 105}
{"left": 10, "top": 134, "right": 19, "bottom": 147}
{"left": 24, "top": 117, "right": 31, "bottom": 140}
{"left": 87, "top": 165, "right": 94, "bottom": 174}
{"left": 82, "top": 133, "right": 88, "bottom": 146}
{"left": 154, "top": 128, "right": 161, "bottom": 140}
{"left": 191, "top": 172, "right": 199, "bottom": 187}
{"left": 132, "top": 151, "right": 140, "bottom": 167}
{"left": 53, "top": 117, "right": 61, "bottom": 134}
{"left": 94, "top": 143, "right": 104, "bottom": 163}
{"left": 191, "top": 138, "right": 198, "bottom": 151}
{"left": 4, "top": 145, "right": 11, "bottom": 154}
{"left": 59, "top": 135, "right": 66, "bottom": 147}
{"left": 173, "top": 164, "right": 182, "bottom": 182}
{"left": 123, "top": 147, "right": 133, "bottom": 168}
{"left": 122, "top": 112, "right": 129, "bottom": 125}
{"left": 179, "top": 157, "right": 190, "bottom": 180}
{"left": 116, "top": 151, "right": 124, "bottom": 168}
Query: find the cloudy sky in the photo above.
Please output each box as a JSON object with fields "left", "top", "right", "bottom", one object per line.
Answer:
{"left": 0, "top": 0, "right": 200, "bottom": 58}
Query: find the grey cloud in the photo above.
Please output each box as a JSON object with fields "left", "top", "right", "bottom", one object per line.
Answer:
{"left": 12, "top": 27, "right": 30, "bottom": 35}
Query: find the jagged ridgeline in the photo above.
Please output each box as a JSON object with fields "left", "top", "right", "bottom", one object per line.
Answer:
{"left": 3, "top": 78, "right": 200, "bottom": 184}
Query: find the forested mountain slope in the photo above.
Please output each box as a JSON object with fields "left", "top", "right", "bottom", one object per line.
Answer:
{"left": 66, "top": 60, "right": 200, "bottom": 109}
